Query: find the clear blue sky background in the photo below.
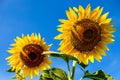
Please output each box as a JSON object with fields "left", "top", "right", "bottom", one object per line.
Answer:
{"left": 0, "top": 0, "right": 120, "bottom": 80}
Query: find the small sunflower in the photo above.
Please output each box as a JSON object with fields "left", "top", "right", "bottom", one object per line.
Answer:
{"left": 55, "top": 4, "right": 116, "bottom": 64}
{"left": 6, "top": 33, "right": 52, "bottom": 78}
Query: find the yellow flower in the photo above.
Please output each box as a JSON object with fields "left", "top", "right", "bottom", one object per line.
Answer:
{"left": 55, "top": 4, "right": 116, "bottom": 64}
{"left": 6, "top": 33, "right": 52, "bottom": 78}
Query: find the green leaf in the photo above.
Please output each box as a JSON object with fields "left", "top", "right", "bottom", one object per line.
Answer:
{"left": 6, "top": 67, "right": 15, "bottom": 73}
{"left": 40, "top": 68, "right": 68, "bottom": 80}
{"left": 83, "top": 70, "right": 114, "bottom": 80}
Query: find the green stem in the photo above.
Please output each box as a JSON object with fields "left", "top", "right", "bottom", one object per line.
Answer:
{"left": 80, "top": 67, "right": 85, "bottom": 73}
{"left": 71, "top": 61, "right": 77, "bottom": 80}
{"left": 67, "top": 61, "right": 71, "bottom": 80}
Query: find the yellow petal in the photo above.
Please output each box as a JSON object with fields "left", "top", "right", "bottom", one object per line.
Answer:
{"left": 60, "top": 39, "right": 68, "bottom": 45}
{"left": 85, "top": 4, "right": 91, "bottom": 18}
{"left": 97, "top": 42, "right": 109, "bottom": 51}
{"left": 30, "top": 68, "right": 33, "bottom": 79}
{"left": 100, "top": 18, "right": 112, "bottom": 24}
{"left": 102, "top": 27, "right": 116, "bottom": 34}
{"left": 101, "top": 24, "right": 114, "bottom": 28}
{"left": 90, "top": 6, "right": 100, "bottom": 20}
{"left": 66, "top": 46, "right": 74, "bottom": 54}
{"left": 98, "top": 12, "right": 109, "bottom": 23}
{"left": 59, "top": 42, "right": 71, "bottom": 53}
{"left": 82, "top": 52, "right": 89, "bottom": 64}
{"left": 93, "top": 49, "right": 102, "bottom": 62}
{"left": 88, "top": 52, "right": 94, "bottom": 63}
{"left": 102, "top": 33, "right": 115, "bottom": 38}
{"left": 38, "top": 33, "right": 41, "bottom": 41}
{"left": 22, "top": 34, "right": 25, "bottom": 38}
{"left": 102, "top": 37, "right": 115, "bottom": 43}
{"left": 69, "top": 8, "right": 77, "bottom": 21}
{"left": 59, "top": 19, "right": 70, "bottom": 23}
{"left": 96, "top": 45, "right": 106, "bottom": 56}
{"left": 77, "top": 53, "right": 84, "bottom": 64}
{"left": 78, "top": 5, "right": 85, "bottom": 19}
{"left": 31, "top": 33, "right": 35, "bottom": 38}
{"left": 46, "top": 58, "right": 52, "bottom": 64}
{"left": 73, "top": 7, "right": 78, "bottom": 12}
{"left": 34, "top": 68, "right": 39, "bottom": 76}
{"left": 66, "top": 10, "right": 72, "bottom": 20}
{"left": 54, "top": 34, "right": 63, "bottom": 39}
{"left": 95, "top": 7, "right": 103, "bottom": 21}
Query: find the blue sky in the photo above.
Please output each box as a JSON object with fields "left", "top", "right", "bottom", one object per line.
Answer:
{"left": 0, "top": 0, "right": 120, "bottom": 80}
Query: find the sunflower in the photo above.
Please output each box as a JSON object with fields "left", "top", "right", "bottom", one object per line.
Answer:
{"left": 6, "top": 33, "right": 52, "bottom": 78}
{"left": 55, "top": 4, "right": 116, "bottom": 64}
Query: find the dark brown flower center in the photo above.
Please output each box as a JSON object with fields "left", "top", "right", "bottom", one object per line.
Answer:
{"left": 20, "top": 44, "right": 44, "bottom": 67}
{"left": 83, "top": 29, "right": 93, "bottom": 39}
{"left": 28, "top": 52, "right": 37, "bottom": 61}
{"left": 71, "top": 19, "right": 101, "bottom": 52}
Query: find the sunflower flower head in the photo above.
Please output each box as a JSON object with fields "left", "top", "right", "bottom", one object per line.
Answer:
{"left": 6, "top": 33, "right": 52, "bottom": 78}
{"left": 55, "top": 4, "right": 116, "bottom": 64}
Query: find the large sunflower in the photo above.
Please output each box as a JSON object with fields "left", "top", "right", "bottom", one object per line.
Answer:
{"left": 55, "top": 4, "right": 116, "bottom": 64}
{"left": 6, "top": 33, "right": 52, "bottom": 78}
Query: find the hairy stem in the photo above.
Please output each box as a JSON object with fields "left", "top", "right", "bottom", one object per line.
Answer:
{"left": 71, "top": 61, "right": 77, "bottom": 80}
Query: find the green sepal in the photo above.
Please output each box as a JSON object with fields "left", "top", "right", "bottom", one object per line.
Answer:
{"left": 40, "top": 68, "right": 68, "bottom": 80}
{"left": 83, "top": 70, "right": 114, "bottom": 80}
{"left": 6, "top": 67, "right": 15, "bottom": 73}
{"left": 78, "top": 62, "right": 88, "bottom": 69}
